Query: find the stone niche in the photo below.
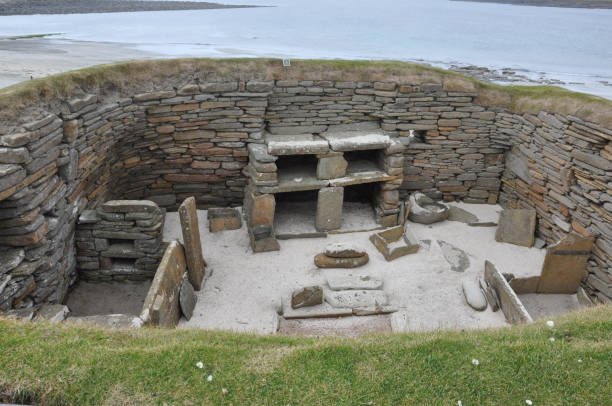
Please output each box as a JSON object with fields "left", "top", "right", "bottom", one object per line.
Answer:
{"left": 243, "top": 123, "right": 405, "bottom": 252}
{"left": 75, "top": 200, "right": 165, "bottom": 281}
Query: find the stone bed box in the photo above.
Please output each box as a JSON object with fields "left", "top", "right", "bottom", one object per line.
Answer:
{"left": 369, "top": 225, "right": 420, "bottom": 261}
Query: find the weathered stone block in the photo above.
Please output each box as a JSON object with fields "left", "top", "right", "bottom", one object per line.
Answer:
{"left": 495, "top": 209, "right": 536, "bottom": 248}
{"left": 317, "top": 154, "right": 348, "bottom": 180}
{"left": 484, "top": 261, "right": 532, "bottom": 324}
{"left": 316, "top": 187, "right": 343, "bottom": 231}
{"left": 178, "top": 197, "right": 206, "bottom": 290}
{"left": 291, "top": 286, "right": 323, "bottom": 309}
{"left": 537, "top": 233, "right": 594, "bottom": 294}
{"left": 208, "top": 207, "right": 242, "bottom": 232}
{"left": 140, "top": 241, "right": 186, "bottom": 328}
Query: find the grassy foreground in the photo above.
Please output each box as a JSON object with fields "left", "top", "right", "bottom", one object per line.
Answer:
{"left": 1, "top": 306, "right": 610, "bottom": 405}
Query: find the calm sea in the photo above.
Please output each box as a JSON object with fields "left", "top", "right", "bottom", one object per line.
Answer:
{"left": 1, "top": 0, "right": 611, "bottom": 97}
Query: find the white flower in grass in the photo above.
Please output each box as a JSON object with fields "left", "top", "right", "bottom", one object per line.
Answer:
{"left": 471, "top": 358, "right": 480, "bottom": 366}
{"left": 578, "top": 359, "right": 583, "bottom": 363}
{"left": 207, "top": 374, "right": 213, "bottom": 382}
{"left": 546, "top": 320, "right": 555, "bottom": 328}
{"left": 196, "top": 361, "right": 204, "bottom": 369}
{"left": 549, "top": 337, "right": 555, "bottom": 342}
{"left": 222, "top": 388, "right": 228, "bottom": 395}
{"left": 526, "top": 400, "right": 533, "bottom": 405}
{"left": 458, "top": 401, "right": 463, "bottom": 406}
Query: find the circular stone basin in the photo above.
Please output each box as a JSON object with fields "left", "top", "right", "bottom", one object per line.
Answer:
{"left": 408, "top": 193, "right": 449, "bottom": 224}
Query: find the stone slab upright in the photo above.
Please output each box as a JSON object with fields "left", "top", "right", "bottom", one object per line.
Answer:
{"left": 140, "top": 241, "right": 186, "bottom": 328}
{"left": 178, "top": 197, "right": 205, "bottom": 290}
{"left": 537, "top": 233, "right": 594, "bottom": 294}
{"left": 316, "top": 187, "right": 344, "bottom": 231}
{"left": 495, "top": 208, "right": 536, "bottom": 247}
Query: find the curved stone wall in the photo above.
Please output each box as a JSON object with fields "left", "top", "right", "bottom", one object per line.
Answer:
{"left": 0, "top": 59, "right": 609, "bottom": 311}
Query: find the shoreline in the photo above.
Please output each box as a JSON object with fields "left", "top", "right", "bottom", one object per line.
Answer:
{"left": 451, "top": 0, "right": 612, "bottom": 9}
{"left": 1, "top": 37, "right": 611, "bottom": 100}
{"left": 0, "top": 0, "right": 258, "bottom": 16}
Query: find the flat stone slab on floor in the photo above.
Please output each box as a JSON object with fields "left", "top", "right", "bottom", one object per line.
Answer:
{"left": 65, "top": 314, "right": 136, "bottom": 328}
{"left": 325, "top": 289, "right": 389, "bottom": 308}
{"left": 278, "top": 314, "right": 392, "bottom": 337}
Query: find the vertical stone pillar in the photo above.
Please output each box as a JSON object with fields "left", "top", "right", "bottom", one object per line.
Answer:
{"left": 316, "top": 187, "right": 344, "bottom": 232}
{"left": 178, "top": 197, "right": 206, "bottom": 290}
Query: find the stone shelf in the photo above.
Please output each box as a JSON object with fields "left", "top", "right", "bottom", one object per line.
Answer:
{"left": 274, "top": 168, "right": 329, "bottom": 193}
{"left": 329, "top": 160, "right": 395, "bottom": 187}
{"left": 320, "top": 130, "right": 391, "bottom": 151}
{"left": 265, "top": 133, "right": 329, "bottom": 156}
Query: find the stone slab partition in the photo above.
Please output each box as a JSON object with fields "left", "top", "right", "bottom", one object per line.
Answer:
{"left": 0, "top": 59, "right": 610, "bottom": 312}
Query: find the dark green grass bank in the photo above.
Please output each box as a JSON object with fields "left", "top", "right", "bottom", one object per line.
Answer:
{"left": 1, "top": 306, "right": 610, "bottom": 405}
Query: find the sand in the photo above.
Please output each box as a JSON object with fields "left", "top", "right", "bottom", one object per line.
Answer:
{"left": 0, "top": 38, "right": 157, "bottom": 89}
{"left": 163, "top": 202, "right": 548, "bottom": 335}
{"left": 65, "top": 280, "right": 151, "bottom": 316}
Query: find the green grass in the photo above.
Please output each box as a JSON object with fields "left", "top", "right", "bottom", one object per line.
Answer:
{"left": 1, "top": 306, "right": 610, "bottom": 405}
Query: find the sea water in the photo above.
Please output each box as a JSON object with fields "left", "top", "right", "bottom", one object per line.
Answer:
{"left": 1, "top": 0, "right": 611, "bottom": 98}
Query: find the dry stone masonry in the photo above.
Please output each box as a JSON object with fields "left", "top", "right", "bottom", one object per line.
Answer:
{"left": 0, "top": 62, "right": 610, "bottom": 313}
{"left": 75, "top": 200, "right": 165, "bottom": 281}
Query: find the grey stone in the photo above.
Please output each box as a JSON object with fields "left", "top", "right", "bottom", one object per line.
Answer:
{"left": 0, "top": 147, "right": 29, "bottom": 164}
{"left": 291, "top": 286, "right": 323, "bottom": 309}
{"left": 314, "top": 253, "right": 369, "bottom": 268}
{"left": 34, "top": 304, "right": 69, "bottom": 323}
{"left": 317, "top": 154, "right": 348, "bottom": 179}
{"left": 325, "top": 289, "right": 389, "bottom": 309}
{"left": 0, "top": 164, "right": 25, "bottom": 192}
{"left": 537, "top": 233, "right": 594, "bottom": 294}
{"left": 484, "top": 261, "right": 532, "bottom": 324}
{"left": 179, "top": 197, "right": 206, "bottom": 290}
{"left": 316, "top": 187, "right": 343, "bottom": 231}
{"left": 439, "top": 240, "right": 470, "bottom": 273}
{"left": 505, "top": 149, "right": 532, "bottom": 183}
{"left": 101, "top": 200, "right": 160, "bottom": 214}
{"left": 324, "top": 243, "right": 367, "bottom": 258}
{"left": 0, "top": 248, "right": 25, "bottom": 274}
{"left": 266, "top": 133, "right": 330, "bottom": 155}
{"left": 179, "top": 278, "right": 197, "bottom": 320}
{"left": 447, "top": 206, "right": 478, "bottom": 224}
{"left": 65, "top": 314, "right": 136, "bottom": 328}
{"left": 248, "top": 143, "right": 278, "bottom": 163}
{"left": 321, "top": 130, "right": 391, "bottom": 152}
{"left": 408, "top": 193, "right": 449, "bottom": 224}
{"left": 462, "top": 279, "right": 487, "bottom": 311}
{"left": 495, "top": 209, "right": 536, "bottom": 247}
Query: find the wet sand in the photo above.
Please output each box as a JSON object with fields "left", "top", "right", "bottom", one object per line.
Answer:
{"left": 0, "top": 0, "right": 256, "bottom": 16}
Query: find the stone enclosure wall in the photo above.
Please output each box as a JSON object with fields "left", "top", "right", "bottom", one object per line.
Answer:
{"left": 0, "top": 62, "right": 610, "bottom": 312}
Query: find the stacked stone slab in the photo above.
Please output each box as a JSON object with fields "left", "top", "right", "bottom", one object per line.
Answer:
{"left": 242, "top": 124, "right": 405, "bottom": 252}
{"left": 75, "top": 200, "right": 165, "bottom": 281}
{"left": 497, "top": 111, "right": 611, "bottom": 304}
{"left": 0, "top": 66, "right": 609, "bottom": 310}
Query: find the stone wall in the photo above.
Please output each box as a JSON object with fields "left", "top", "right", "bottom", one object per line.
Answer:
{"left": 497, "top": 111, "right": 611, "bottom": 304}
{"left": 0, "top": 62, "right": 609, "bottom": 311}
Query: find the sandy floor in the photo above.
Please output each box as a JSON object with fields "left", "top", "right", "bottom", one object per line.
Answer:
{"left": 65, "top": 280, "right": 151, "bottom": 316}
{"left": 519, "top": 293, "right": 581, "bottom": 320}
{"left": 163, "top": 202, "right": 549, "bottom": 335}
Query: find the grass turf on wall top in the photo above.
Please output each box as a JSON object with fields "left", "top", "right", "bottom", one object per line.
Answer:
{"left": 0, "top": 305, "right": 610, "bottom": 405}
{"left": 1, "top": 58, "right": 611, "bottom": 128}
